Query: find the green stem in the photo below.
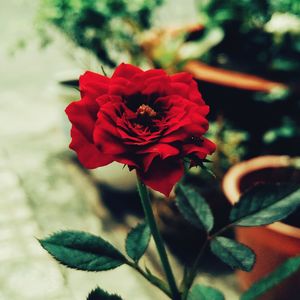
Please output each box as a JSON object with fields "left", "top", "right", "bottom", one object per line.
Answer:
{"left": 127, "top": 261, "right": 172, "bottom": 297}
{"left": 181, "top": 239, "right": 209, "bottom": 300}
{"left": 136, "top": 175, "right": 181, "bottom": 300}
{"left": 181, "top": 223, "right": 235, "bottom": 299}
{"left": 209, "top": 223, "right": 234, "bottom": 240}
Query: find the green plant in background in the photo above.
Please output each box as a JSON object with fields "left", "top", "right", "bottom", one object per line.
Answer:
{"left": 242, "top": 256, "right": 300, "bottom": 300}
{"left": 192, "top": 0, "right": 300, "bottom": 160}
{"left": 207, "top": 121, "right": 249, "bottom": 176}
{"left": 197, "top": 0, "right": 300, "bottom": 75}
{"left": 37, "top": 0, "right": 164, "bottom": 67}
{"left": 142, "top": 24, "right": 224, "bottom": 71}
{"left": 144, "top": 0, "right": 300, "bottom": 74}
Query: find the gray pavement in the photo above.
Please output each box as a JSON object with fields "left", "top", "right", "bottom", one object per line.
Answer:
{"left": 0, "top": 1, "right": 166, "bottom": 299}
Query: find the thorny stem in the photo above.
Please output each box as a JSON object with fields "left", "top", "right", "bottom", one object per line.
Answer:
{"left": 135, "top": 172, "right": 235, "bottom": 299}
{"left": 181, "top": 223, "right": 235, "bottom": 299}
{"left": 181, "top": 239, "right": 209, "bottom": 300}
{"left": 127, "top": 261, "right": 172, "bottom": 297}
{"left": 136, "top": 175, "right": 181, "bottom": 300}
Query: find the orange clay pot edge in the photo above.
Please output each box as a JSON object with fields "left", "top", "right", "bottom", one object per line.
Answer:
{"left": 184, "top": 61, "right": 288, "bottom": 93}
{"left": 222, "top": 155, "right": 300, "bottom": 239}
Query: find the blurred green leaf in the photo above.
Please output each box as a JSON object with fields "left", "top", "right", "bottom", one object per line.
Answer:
{"left": 230, "top": 184, "right": 300, "bottom": 226}
{"left": 242, "top": 256, "right": 300, "bottom": 300}
{"left": 37, "top": 0, "right": 164, "bottom": 66}
{"left": 188, "top": 284, "right": 225, "bottom": 300}
{"left": 210, "top": 237, "right": 256, "bottom": 272}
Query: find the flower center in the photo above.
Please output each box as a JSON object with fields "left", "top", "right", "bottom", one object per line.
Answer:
{"left": 136, "top": 104, "right": 157, "bottom": 118}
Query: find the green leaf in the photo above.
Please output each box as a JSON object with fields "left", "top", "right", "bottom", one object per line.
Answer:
{"left": 125, "top": 222, "right": 151, "bottom": 262}
{"left": 210, "top": 237, "right": 255, "bottom": 272}
{"left": 175, "top": 184, "right": 214, "bottom": 232}
{"left": 241, "top": 256, "right": 300, "bottom": 300}
{"left": 87, "top": 287, "right": 123, "bottom": 300}
{"left": 39, "top": 231, "right": 126, "bottom": 271}
{"left": 230, "top": 184, "right": 300, "bottom": 226}
{"left": 188, "top": 284, "right": 225, "bottom": 300}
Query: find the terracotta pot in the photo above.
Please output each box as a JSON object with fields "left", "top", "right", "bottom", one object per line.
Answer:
{"left": 222, "top": 156, "right": 300, "bottom": 300}
{"left": 184, "top": 61, "right": 287, "bottom": 93}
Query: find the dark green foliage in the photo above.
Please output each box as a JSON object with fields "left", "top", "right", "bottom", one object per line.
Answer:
{"left": 241, "top": 256, "right": 300, "bottom": 300}
{"left": 175, "top": 184, "right": 214, "bottom": 232}
{"left": 230, "top": 184, "right": 300, "bottom": 226}
{"left": 188, "top": 284, "right": 225, "bottom": 300}
{"left": 125, "top": 222, "right": 151, "bottom": 262}
{"left": 196, "top": 0, "right": 300, "bottom": 161}
{"left": 39, "top": 231, "right": 126, "bottom": 271}
{"left": 199, "top": 0, "right": 300, "bottom": 74}
{"left": 210, "top": 237, "right": 256, "bottom": 272}
{"left": 87, "top": 287, "right": 123, "bottom": 300}
{"left": 38, "top": 0, "right": 164, "bottom": 66}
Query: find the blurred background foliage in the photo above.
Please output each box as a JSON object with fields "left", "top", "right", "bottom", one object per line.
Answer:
{"left": 195, "top": 0, "right": 300, "bottom": 173}
{"left": 35, "top": 0, "right": 300, "bottom": 176}
{"left": 37, "top": 0, "right": 164, "bottom": 67}
{"left": 198, "top": 0, "right": 300, "bottom": 75}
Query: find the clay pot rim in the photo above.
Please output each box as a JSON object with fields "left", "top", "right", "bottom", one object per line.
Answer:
{"left": 222, "top": 155, "right": 300, "bottom": 239}
{"left": 183, "top": 61, "right": 288, "bottom": 93}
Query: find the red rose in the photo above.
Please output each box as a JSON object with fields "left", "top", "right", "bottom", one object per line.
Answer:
{"left": 65, "top": 63, "right": 215, "bottom": 196}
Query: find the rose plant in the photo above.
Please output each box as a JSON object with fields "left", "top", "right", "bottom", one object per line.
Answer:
{"left": 39, "top": 64, "right": 300, "bottom": 300}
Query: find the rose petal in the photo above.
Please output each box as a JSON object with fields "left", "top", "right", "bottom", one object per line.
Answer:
{"left": 109, "top": 77, "right": 131, "bottom": 95}
{"left": 79, "top": 71, "right": 109, "bottom": 98}
{"left": 188, "top": 80, "right": 205, "bottom": 104}
{"left": 78, "top": 71, "right": 109, "bottom": 114}
{"left": 69, "top": 126, "right": 113, "bottom": 169}
{"left": 93, "top": 107, "right": 127, "bottom": 155}
{"left": 170, "top": 72, "right": 193, "bottom": 83}
{"left": 202, "top": 137, "right": 217, "bottom": 153}
{"left": 138, "top": 157, "right": 184, "bottom": 197}
{"left": 131, "top": 69, "right": 167, "bottom": 83}
{"left": 183, "top": 137, "right": 216, "bottom": 159}
{"left": 168, "top": 82, "right": 189, "bottom": 98}
{"left": 143, "top": 76, "right": 170, "bottom": 95}
{"left": 114, "top": 155, "right": 139, "bottom": 168}
{"left": 65, "top": 99, "right": 96, "bottom": 142}
{"left": 170, "top": 72, "right": 205, "bottom": 105}
{"left": 112, "top": 63, "right": 143, "bottom": 79}
{"left": 139, "top": 144, "right": 180, "bottom": 171}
